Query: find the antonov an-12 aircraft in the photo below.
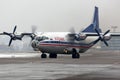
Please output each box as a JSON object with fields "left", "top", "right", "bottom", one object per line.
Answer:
{"left": 2, "top": 7, "right": 112, "bottom": 59}
{"left": 30, "top": 6, "right": 111, "bottom": 59}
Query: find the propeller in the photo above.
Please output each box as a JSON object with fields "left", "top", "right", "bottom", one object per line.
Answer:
{"left": 3, "top": 25, "right": 37, "bottom": 46}
{"left": 67, "top": 27, "right": 76, "bottom": 41}
{"left": 69, "top": 27, "right": 76, "bottom": 34}
{"left": 30, "top": 25, "right": 37, "bottom": 40}
{"left": 68, "top": 27, "right": 85, "bottom": 41}
{"left": 95, "top": 29, "right": 110, "bottom": 46}
{"left": 32, "top": 25, "right": 37, "bottom": 33}
{"left": 3, "top": 25, "right": 17, "bottom": 46}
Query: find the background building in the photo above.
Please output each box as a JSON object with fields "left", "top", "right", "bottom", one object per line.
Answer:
{"left": 100, "top": 33, "right": 120, "bottom": 50}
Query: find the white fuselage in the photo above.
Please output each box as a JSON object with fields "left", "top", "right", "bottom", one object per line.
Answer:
{"left": 31, "top": 32, "right": 99, "bottom": 54}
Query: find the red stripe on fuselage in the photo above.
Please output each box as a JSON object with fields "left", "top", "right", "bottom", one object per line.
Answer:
{"left": 39, "top": 43, "right": 93, "bottom": 48}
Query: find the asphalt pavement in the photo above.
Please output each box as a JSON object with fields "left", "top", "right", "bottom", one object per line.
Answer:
{"left": 0, "top": 50, "right": 120, "bottom": 80}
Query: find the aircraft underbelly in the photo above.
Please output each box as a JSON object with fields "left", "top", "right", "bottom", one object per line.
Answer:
{"left": 38, "top": 45, "right": 66, "bottom": 54}
{"left": 38, "top": 44, "right": 89, "bottom": 54}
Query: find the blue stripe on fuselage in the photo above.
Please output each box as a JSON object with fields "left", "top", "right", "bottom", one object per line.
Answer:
{"left": 39, "top": 41, "right": 94, "bottom": 48}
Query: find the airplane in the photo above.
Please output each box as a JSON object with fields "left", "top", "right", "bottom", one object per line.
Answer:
{"left": 2, "top": 6, "right": 111, "bottom": 59}
{"left": 30, "top": 6, "right": 111, "bottom": 59}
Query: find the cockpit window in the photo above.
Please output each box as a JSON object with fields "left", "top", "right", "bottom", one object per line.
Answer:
{"left": 35, "top": 36, "right": 49, "bottom": 41}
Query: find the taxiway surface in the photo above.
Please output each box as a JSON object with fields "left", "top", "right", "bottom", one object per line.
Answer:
{"left": 0, "top": 50, "right": 120, "bottom": 80}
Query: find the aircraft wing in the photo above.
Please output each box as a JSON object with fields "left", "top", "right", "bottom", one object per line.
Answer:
{"left": 0, "top": 32, "right": 36, "bottom": 40}
{"left": 67, "top": 32, "right": 120, "bottom": 41}
{"left": 85, "top": 33, "right": 98, "bottom": 36}
{"left": 85, "top": 33, "right": 120, "bottom": 36}
{"left": 21, "top": 33, "right": 36, "bottom": 40}
{"left": 110, "top": 33, "right": 120, "bottom": 36}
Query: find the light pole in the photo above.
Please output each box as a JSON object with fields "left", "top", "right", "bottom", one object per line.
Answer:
{"left": 111, "top": 26, "right": 118, "bottom": 33}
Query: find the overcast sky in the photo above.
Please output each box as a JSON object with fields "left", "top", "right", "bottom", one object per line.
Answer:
{"left": 0, "top": 0, "right": 120, "bottom": 32}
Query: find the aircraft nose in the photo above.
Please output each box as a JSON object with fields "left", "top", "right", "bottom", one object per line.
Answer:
{"left": 31, "top": 40, "right": 38, "bottom": 48}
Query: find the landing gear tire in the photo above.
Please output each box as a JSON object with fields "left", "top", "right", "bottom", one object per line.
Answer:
{"left": 41, "top": 53, "right": 47, "bottom": 58}
{"left": 72, "top": 48, "right": 80, "bottom": 59}
{"left": 49, "top": 53, "right": 57, "bottom": 58}
{"left": 72, "top": 53, "right": 80, "bottom": 59}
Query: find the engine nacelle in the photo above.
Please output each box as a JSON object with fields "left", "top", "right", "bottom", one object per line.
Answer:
{"left": 103, "top": 34, "right": 111, "bottom": 41}
{"left": 75, "top": 33, "right": 87, "bottom": 41}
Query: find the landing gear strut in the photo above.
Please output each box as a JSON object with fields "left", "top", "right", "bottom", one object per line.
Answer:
{"left": 72, "top": 48, "right": 80, "bottom": 59}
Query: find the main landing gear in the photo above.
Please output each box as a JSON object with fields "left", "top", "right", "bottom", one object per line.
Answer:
{"left": 49, "top": 53, "right": 57, "bottom": 58}
{"left": 41, "top": 53, "right": 47, "bottom": 58}
{"left": 72, "top": 48, "right": 80, "bottom": 59}
{"left": 41, "top": 53, "right": 57, "bottom": 58}
{"left": 41, "top": 48, "right": 80, "bottom": 59}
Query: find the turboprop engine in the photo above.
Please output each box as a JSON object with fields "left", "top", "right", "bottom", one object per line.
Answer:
{"left": 103, "top": 33, "right": 111, "bottom": 41}
{"left": 74, "top": 33, "right": 87, "bottom": 41}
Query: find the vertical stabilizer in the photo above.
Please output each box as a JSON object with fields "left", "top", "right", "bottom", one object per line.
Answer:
{"left": 82, "top": 6, "right": 101, "bottom": 33}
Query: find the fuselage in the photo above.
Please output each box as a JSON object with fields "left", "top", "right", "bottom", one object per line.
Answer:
{"left": 31, "top": 32, "right": 99, "bottom": 54}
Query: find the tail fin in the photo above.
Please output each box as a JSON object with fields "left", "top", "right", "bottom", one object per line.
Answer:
{"left": 82, "top": 6, "right": 101, "bottom": 33}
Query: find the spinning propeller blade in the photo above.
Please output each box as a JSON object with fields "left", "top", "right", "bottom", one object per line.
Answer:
{"left": 3, "top": 25, "right": 18, "bottom": 46}
{"left": 95, "top": 28, "right": 110, "bottom": 46}
{"left": 13, "top": 25, "right": 17, "bottom": 34}
{"left": 9, "top": 38, "right": 13, "bottom": 46}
